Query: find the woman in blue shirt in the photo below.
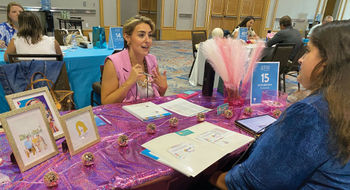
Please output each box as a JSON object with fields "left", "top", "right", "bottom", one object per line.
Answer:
{"left": 0, "top": 2, "right": 23, "bottom": 48}
{"left": 212, "top": 20, "right": 350, "bottom": 189}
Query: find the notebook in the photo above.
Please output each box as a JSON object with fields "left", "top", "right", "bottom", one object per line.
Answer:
{"left": 122, "top": 102, "right": 172, "bottom": 121}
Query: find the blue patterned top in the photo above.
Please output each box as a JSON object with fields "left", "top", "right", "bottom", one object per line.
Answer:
{"left": 226, "top": 91, "right": 350, "bottom": 189}
{"left": 0, "top": 22, "right": 16, "bottom": 47}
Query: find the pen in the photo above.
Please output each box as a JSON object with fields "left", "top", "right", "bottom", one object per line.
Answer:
{"left": 99, "top": 115, "right": 112, "bottom": 125}
{"left": 143, "top": 72, "right": 153, "bottom": 78}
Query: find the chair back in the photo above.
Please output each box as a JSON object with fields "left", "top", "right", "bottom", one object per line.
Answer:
{"left": 271, "top": 43, "right": 295, "bottom": 74}
{"left": 0, "top": 60, "right": 71, "bottom": 95}
{"left": 290, "top": 44, "right": 306, "bottom": 71}
{"left": 54, "top": 29, "right": 68, "bottom": 45}
{"left": 7, "top": 54, "right": 63, "bottom": 63}
{"left": 191, "top": 30, "right": 207, "bottom": 58}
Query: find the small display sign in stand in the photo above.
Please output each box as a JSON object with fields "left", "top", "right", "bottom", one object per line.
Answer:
{"left": 250, "top": 62, "right": 280, "bottom": 104}
{"left": 108, "top": 27, "right": 124, "bottom": 50}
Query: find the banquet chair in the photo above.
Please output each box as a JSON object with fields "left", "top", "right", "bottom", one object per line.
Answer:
{"left": 0, "top": 60, "right": 71, "bottom": 94}
{"left": 90, "top": 65, "right": 104, "bottom": 106}
{"left": 270, "top": 43, "right": 295, "bottom": 92}
{"left": 286, "top": 45, "right": 306, "bottom": 91}
{"left": 90, "top": 49, "right": 123, "bottom": 106}
{"left": 189, "top": 30, "right": 207, "bottom": 77}
{"left": 7, "top": 54, "right": 63, "bottom": 63}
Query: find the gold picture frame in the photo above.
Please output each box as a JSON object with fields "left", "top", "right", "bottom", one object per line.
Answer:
{"left": 60, "top": 106, "right": 100, "bottom": 156}
{"left": 5, "top": 87, "right": 64, "bottom": 139}
{"left": 0, "top": 103, "right": 59, "bottom": 172}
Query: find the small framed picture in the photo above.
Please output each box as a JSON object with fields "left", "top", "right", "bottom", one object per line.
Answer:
{"left": 60, "top": 106, "right": 100, "bottom": 156}
{"left": 6, "top": 87, "right": 64, "bottom": 139}
{"left": 0, "top": 103, "right": 59, "bottom": 172}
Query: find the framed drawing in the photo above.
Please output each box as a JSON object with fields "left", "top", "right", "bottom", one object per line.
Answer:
{"left": 5, "top": 87, "right": 64, "bottom": 139}
{"left": 0, "top": 103, "right": 59, "bottom": 172}
{"left": 60, "top": 106, "right": 100, "bottom": 156}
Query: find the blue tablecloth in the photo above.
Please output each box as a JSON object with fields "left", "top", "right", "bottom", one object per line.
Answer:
{"left": 0, "top": 47, "right": 114, "bottom": 113}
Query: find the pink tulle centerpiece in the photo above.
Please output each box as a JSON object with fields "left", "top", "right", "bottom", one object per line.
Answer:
{"left": 202, "top": 37, "right": 265, "bottom": 107}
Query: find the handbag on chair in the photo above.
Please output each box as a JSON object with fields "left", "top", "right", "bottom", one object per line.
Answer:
{"left": 28, "top": 72, "right": 75, "bottom": 111}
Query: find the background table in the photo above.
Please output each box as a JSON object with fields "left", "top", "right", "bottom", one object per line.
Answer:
{"left": 0, "top": 47, "right": 114, "bottom": 114}
{"left": 0, "top": 92, "right": 279, "bottom": 189}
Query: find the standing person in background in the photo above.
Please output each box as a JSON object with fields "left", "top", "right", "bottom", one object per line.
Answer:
{"left": 0, "top": 2, "right": 24, "bottom": 48}
{"left": 307, "top": 15, "right": 333, "bottom": 38}
{"left": 101, "top": 15, "right": 167, "bottom": 104}
{"left": 211, "top": 20, "right": 350, "bottom": 190}
{"left": 4, "top": 11, "right": 62, "bottom": 62}
{"left": 232, "top": 16, "right": 259, "bottom": 40}
{"left": 266, "top": 15, "right": 302, "bottom": 61}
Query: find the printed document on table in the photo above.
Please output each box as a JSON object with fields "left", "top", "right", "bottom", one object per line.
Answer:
{"left": 122, "top": 102, "right": 171, "bottom": 121}
{"left": 142, "top": 122, "right": 254, "bottom": 177}
{"left": 159, "top": 98, "right": 211, "bottom": 117}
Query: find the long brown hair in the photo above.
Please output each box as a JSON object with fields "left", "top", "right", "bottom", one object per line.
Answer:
{"left": 309, "top": 20, "right": 350, "bottom": 164}
{"left": 17, "top": 11, "right": 43, "bottom": 44}
{"left": 7, "top": 2, "right": 24, "bottom": 26}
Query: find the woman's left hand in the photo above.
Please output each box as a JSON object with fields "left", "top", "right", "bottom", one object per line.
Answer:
{"left": 152, "top": 66, "right": 168, "bottom": 95}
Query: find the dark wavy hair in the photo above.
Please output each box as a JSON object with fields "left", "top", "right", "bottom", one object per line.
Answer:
{"left": 17, "top": 11, "right": 43, "bottom": 44}
{"left": 7, "top": 2, "right": 24, "bottom": 25}
{"left": 309, "top": 20, "right": 350, "bottom": 164}
{"left": 237, "top": 16, "right": 255, "bottom": 28}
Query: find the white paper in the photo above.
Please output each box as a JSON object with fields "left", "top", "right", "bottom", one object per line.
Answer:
{"left": 142, "top": 122, "right": 254, "bottom": 177}
{"left": 160, "top": 98, "right": 211, "bottom": 117}
{"left": 122, "top": 102, "right": 171, "bottom": 121}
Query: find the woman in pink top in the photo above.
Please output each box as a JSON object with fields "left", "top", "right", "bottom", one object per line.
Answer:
{"left": 101, "top": 15, "right": 168, "bottom": 104}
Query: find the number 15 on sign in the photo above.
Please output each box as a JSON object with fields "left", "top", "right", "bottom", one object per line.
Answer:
{"left": 250, "top": 62, "right": 280, "bottom": 104}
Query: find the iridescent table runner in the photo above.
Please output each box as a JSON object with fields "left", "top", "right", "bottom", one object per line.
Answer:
{"left": 0, "top": 92, "right": 286, "bottom": 189}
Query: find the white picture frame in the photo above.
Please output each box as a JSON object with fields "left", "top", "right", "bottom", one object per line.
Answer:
{"left": 60, "top": 106, "right": 100, "bottom": 156}
{"left": 0, "top": 103, "right": 59, "bottom": 172}
{"left": 5, "top": 87, "right": 64, "bottom": 139}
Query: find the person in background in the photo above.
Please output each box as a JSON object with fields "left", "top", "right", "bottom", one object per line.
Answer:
{"left": 101, "top": 15, "right": 167, "bottom": 104}
{"left": 211, "top": 20, "right": 350, "bottom": 190}
{"left": 307, "top": 15, "right": 333, "bottom": 38}
{"left": 266, "top": 15, "right": 302, "bottom": 61}
{"left": 4, "top": 11, "right": 62, "bottom": 62}
{"left": 0, "top": 2, "right": 24, "bottom": 48}
{"left": 211, "top": 28, "right": 224, "bottom": 38}
{"left": 232, "top": 16, "right": 259, "bottom": 40}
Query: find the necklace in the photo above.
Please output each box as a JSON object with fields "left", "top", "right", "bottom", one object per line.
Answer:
{"left": 136, "top": 59, "right": 151, "bottom": 89}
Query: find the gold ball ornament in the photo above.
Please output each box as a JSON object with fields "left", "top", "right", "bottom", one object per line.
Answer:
{"left": 146, "top": 123, "right": 157, "bottom": 134}
{"left": 81, "top": 152, "right": 95, "bottom": 166}
{"left": 43, "top": 171, "right": 59, "bottom": 187}
{"left": 118, "top": 134, "right": 129, "bottom": 147}
{"left": 169, "top": 117, "right": 179, "bottom": 127}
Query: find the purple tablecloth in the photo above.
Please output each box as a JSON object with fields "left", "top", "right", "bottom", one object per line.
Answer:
{"left": 0, "top": 92, "right": 285, "bottom": 189}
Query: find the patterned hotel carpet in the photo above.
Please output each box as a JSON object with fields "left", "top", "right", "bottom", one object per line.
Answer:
{"left": 150, "top": 40, "right": 201, "bottom": 96}
{"left": 150, "top": 40, "right": 308, "bottom": 102}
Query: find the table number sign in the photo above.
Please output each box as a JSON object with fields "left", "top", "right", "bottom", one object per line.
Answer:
{"left": 108, "top": 27, "right": 124, "bottom": 50}
{"left": 250, "top": 62, "right": 280, "bottom": 104}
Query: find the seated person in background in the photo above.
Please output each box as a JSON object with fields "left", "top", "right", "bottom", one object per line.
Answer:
{"left": 211, "top": 28, "right": 224, "bottom": 38}
{"left": 232, "top": 16, "right": 259, "bottom": 41}
{"left": 4, "top": 11, "right": 62, "bottom": 62}
{"left": 211, "top": 20, "right": 350, "bottom": 190}
{"left": 0, "top": 2, "right": 24, "bottom": 48}
{"left": 307, "top": 15, "right": 333, "bottom": 38}
{"left": 266, "top": 15, "right": 302, "bottom": 61}
{"left": 101, "top": 15, "right": 167, "bottom": 104}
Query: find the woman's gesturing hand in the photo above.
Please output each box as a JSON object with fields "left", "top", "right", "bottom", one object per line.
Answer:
{"left": 152, "top": 66, "right": 168, "bottom": 95}
{"left": 128, "top": 64, "right": 144, "bottom": 84}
